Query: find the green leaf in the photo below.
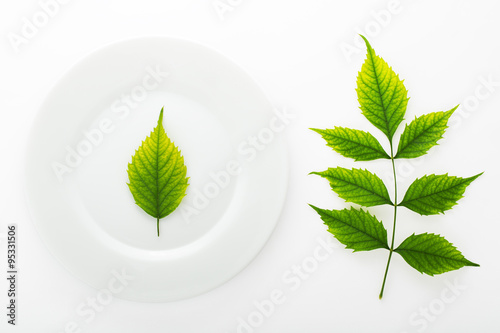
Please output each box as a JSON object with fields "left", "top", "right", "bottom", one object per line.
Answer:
{"left": 395, "top": 233, "right": 479, "bottom": 276}
{"left": 311, "top": 167, "right": 392, "bottom": 207}
{"left": 399, "top": 173, "right": 482, "bottom": 215}
{"left": 395, "top": 106, "right": 457, "bottom": 159}
{"left": 356, "top": 35, "right": 409, "bottom": 140}
{"left": 310, "top": 205, "right": 389, "bottom": 251}
{"left": 127, "top": 107, "right": 189, "bottom": 236}
{"left": 311, "top": 127, "right": 390, "bottom": 161}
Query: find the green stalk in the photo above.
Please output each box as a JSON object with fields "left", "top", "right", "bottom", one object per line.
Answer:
{"left": 157, "top": 217, "right": 160, "bottom": 237}
{"left": 379, "top": 142, "right": 398, "bottom": 299}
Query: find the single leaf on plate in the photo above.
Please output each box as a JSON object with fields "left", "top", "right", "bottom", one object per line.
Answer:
{"left": 356, "top": 35, "right": 409, "bottom": 140}
{"left": 399, "top": 173, "right": 482, "bottom": 215}
{"left": 127, "top": 107, "right": 189, "bottom": 236}
{"left": 311, "top": 127, "right": 390, "bottom": 161}
{"left": 395, "top": 233, "right": 479, "bottom": 276}
{"left": 310, "top": 205, "right": 389, "bottom": 251}
{"left": 311, "top": 167, "right": 392, "bottom": 207}
{"left": 395, "top": 106, "right": 457, "bottom": 159}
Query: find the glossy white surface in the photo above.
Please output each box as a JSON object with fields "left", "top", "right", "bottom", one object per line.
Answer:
{"left": 25, "top": 37, "right": 288, "bottom": 302}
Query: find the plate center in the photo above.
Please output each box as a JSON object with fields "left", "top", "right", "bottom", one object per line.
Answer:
{"left": 74, "top": 91, "right": 237, "bottom": 251}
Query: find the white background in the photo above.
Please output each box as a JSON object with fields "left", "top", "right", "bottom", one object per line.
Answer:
{"left": 1, "top": 0, "right": 500, "bottom": 332}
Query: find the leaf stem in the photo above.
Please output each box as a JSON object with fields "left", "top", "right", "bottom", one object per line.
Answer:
{"left": 157, "top": 217, "right": 160, "bottom": 237}
{"left": 379, "top": 142, "right": 398, "bottom": 299}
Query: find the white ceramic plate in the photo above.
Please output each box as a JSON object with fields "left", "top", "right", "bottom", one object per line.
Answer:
{"left": 25, "top": 37, "right": 288, "bottom": 302}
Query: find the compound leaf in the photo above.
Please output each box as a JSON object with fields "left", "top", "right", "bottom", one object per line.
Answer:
{"left": 395, "top": 106, "right": 457, "bottom": 159}
{"left": 311, "top": 127, "right": 390, "bottom": 161}
{"left": 395, "top": 233, "right": 479, "bottom": 276}
{"left": 399, "top": 173, "right": 482, "bottom": 215}
{"left": 356, "top": 35, "right": 409, "bottom": 140}
{"left": 311, "top": 167, "right": 392, "bottom": 207}
{"left": 127, "top": 107, "right": 189, "bottom": 236}
{"left": 309, "top": 36, "right": 482, "bottom": 298}
{"left": 310, "top": 205, "right": 389, "bottom": 251}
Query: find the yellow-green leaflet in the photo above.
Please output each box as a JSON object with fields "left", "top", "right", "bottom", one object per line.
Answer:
{"left": 311, "top": 127, "right": 390, "bottom": 161}
{"left": 356, "top": 35, "right": 408, "bottom": 141}
{"left": 127, "top": 107, "right": 189, "bottom": 237}
{"left": 395, "top": 106, "right": 458, "bottom": 159}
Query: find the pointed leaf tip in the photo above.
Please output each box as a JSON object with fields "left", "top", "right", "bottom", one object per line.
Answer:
{"left": 308, "top": 204, "right": 320, "bottom": 212}
{"left": 359, "top": 35, "right": 370, "bottom": 48}
{"left": 158, "top": 107, "right": 164, "bottom": 125}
